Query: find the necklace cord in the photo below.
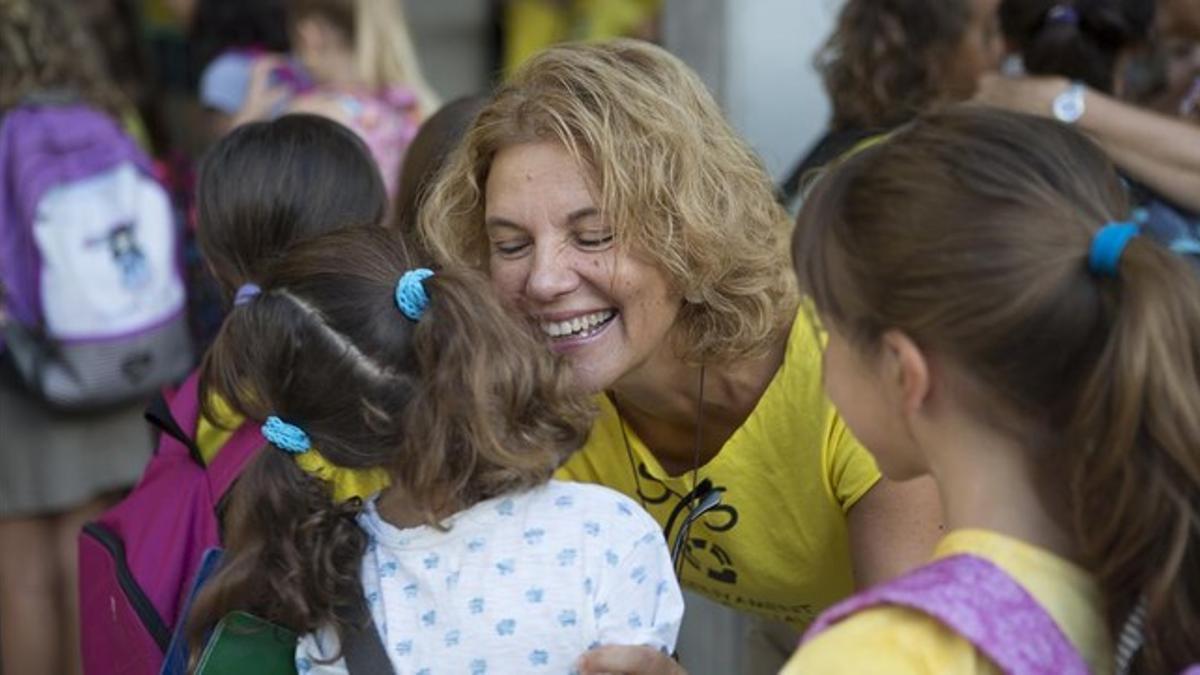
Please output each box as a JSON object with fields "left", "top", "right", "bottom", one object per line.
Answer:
{"left": 614, "top": 364, "right": 709, "bottom": 576}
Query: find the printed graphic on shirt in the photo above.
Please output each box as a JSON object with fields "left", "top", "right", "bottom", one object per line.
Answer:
{"left": 294, "top": 482, "right": 685, "bottom": 674}
{"left": 630, "top": 462, "right": 739, "bottom": 586}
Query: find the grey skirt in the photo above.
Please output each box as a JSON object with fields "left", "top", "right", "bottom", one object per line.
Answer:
{"left": 0, "top": 380, "right": 154, "bottom": 518}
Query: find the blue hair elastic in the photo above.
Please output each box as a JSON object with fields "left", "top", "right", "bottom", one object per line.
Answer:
{"left": 395, "top": 268, "right": 435, "bottom": 321}
{"left": 1047, "top": 4, "right": 1079, "bottom": 25}
{"left": 234, "top": 283, "right": 261, "bottom": 306}
{"left": 262, "top": 415, "right": 311, "bottom": 454}
{"left": 1088, "top": 222, "right": 1140, "bottom": 278}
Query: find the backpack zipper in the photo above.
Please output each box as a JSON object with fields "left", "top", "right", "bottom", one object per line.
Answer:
{"left": 82, "top": 522, "right": 172, "bottom": 651}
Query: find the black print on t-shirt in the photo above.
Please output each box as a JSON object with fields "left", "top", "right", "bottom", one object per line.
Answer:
{"left": 632, "top": 462, "right": 740, "bottom": 585}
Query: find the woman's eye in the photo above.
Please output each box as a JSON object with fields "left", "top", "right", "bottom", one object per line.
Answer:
{"left": 491, "top": 240, "right": 530, "bottom": 256}
{"left": 577, "top": 233, "right": 614, "bottom": 249}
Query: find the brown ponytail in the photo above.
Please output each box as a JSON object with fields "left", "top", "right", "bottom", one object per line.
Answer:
{"left": 185, "top": 450, "right": 368, "bottom": 670}
{"left": 186, "top": 226, "right": 593, "bottom": 666}
{"left": 795, "top": 105, "right": 1200, "bottom": 671}
{"left": 1065, "top": 236, "right": 1200, "bottom": 672}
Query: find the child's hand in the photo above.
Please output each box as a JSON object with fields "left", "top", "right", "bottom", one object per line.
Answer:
{"left": 231, "top": 55, "right": 292, "bottom": 128}
{"left": 576, "top": 645, "right": 687, "bottom": 675}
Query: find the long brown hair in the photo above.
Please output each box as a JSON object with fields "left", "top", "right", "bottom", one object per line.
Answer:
{"left": 186, "top": 227, "right": 593, "bottom": 663}
{"left": 795, "top": 106, "right": 1200, "bottom": 672}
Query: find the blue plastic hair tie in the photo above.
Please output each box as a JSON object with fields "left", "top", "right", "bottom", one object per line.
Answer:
{"left": 262, "top": 415, "right": 311, "bottom": 454}
{"left": 395, "top": 268, "right": 435, "bottom": 321}
{"left": 1088, "top": 222, "right": 1140, "bottom": 278}
{"left": 234, "top": 283, "right": 261, "bottom": 306}
{"left": 1047, "top": 4, "right": 1080, "bottom": 25}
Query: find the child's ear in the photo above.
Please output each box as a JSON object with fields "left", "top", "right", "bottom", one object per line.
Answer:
{"left": 880, "top": 329, "right": 931, "bottom": 416}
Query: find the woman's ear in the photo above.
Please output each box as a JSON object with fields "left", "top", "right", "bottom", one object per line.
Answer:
{"left": 880, "top": 329, "right": 931, "bottom": 416}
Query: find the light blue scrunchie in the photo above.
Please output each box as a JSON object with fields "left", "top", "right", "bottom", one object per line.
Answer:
{"left": 262, "top": 415, "right": 311, "bottom": 454}
{"left": 1088, "top": 222, "right": 1140, "bottom": 278}
{"left": 234, "top": 283, "right": 261, "bottom": 306}
{"left": 395, "top": 268, "right": 435, "bottom": 321}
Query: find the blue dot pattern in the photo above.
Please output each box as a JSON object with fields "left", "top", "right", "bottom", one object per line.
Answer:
{"left": 294, "top": 481, "right": 685, "bottom": 673}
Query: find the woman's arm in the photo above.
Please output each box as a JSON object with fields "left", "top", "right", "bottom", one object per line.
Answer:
{"left": 846, "top": 476, "right": 943, "bottom": 587}
{"left": 974, "top": 73, "right": 1200, "bottom": 213}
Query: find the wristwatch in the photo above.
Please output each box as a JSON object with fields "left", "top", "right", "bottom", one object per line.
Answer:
{"left": 1052, "top": 82, "right": 1086, "bottom": 124}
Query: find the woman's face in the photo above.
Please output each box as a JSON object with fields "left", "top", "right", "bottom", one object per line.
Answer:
{"left": 484, "top": 141, "right": 683, "bottom": 393}
{"left": 944, "top": 0, "right": 1005, "bottom": 98}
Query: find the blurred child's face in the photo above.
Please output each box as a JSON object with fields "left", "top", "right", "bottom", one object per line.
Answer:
{"left": 484, "top": 141, "right": 683, "bottom": 394}
{"left": 291, "top": 14, "right": 352, "bottom": 84}
{"left": 821, "top": 322, "right": 927, "bottom": 481}
{"left": 944, "top": 0, "right": 1005, "bottom": 99}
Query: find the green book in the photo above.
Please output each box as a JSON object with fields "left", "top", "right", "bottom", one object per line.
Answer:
{"left": 195, "top": 611, "right": 299, "bottom": 675}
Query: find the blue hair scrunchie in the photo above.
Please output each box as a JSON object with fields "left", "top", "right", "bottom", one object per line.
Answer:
{"left": 395, "top": 268, "right": 435, "bottom": 321}
{"left": 1088, "top": 222, "right": 1140, "bottom": 278}
{"left": 1046, "top": 4, "right": 1079, "bottom": 25}
{"left": 234, "top": 283, "right": 261, "bottom": 306}
{"left": 262, "top": 415, "right": 311, "bottom": 454}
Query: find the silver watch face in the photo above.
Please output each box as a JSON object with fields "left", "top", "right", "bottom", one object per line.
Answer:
{"left": 1053, "top": 85, "right": 1085, "bottom": 123}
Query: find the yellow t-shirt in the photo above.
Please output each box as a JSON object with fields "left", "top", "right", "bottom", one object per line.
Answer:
{"left": 556, "top": 309, "right": 880, "bottom": 629}
{"left": 781, "top": 530, "right": 1113, "bottom": 674}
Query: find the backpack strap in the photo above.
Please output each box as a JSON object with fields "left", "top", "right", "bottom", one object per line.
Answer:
{"left": 149, "top": 370, "right": 265, "bottom": 501}
{"left": 145, "top": 371, "right": 204, "bottom": 464}
{"left": 343, "top": 612, "right": 396, "bottom": 675}
{"left": 145, "top": 384, "right": 203, "bottom": 464}
{"left": 803, "top": 554, "right": 1091, "bottom": 675}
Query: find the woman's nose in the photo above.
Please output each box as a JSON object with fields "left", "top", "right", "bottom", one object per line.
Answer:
{"left": 524, "top": 243, "right": 579, "bottom": 301}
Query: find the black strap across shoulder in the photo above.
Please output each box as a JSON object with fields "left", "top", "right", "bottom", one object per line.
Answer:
{"left": 343, "top": 612, "right": 396, "bottom": 675}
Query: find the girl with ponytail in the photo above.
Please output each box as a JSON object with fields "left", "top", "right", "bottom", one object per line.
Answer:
{"left": 233, "top": 0, "right": 439, "bottom": 199}
{"left": 783, "top": 106, "right": 1199, "bottom": 674}
{"left": 186, "top": 226, "right": 684, "bottom": 673}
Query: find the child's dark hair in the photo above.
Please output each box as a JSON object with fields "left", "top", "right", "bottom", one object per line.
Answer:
{"left": 186, "top": 226, "right": 593, "bottom": 661}
{"left": 196, "top": 114, "right": 388, "bottom": 303}
{"left": 1001, "top": 0, "right": 1156, "bottom": 92}
{"left": 794, "top": 105, "right": 1200, "bottom": 673}
{"left": 817, "top": 0, "right": 974, "bottom": 130}
{"left": 188, "top": 0, "right": 291, "bottom": 82}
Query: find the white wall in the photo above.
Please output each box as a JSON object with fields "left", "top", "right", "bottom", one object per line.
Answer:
{"left": 666, "top": 0, "right": 843, "bottom": 182}
{"left": 726, "top": 0, "right": 842, "bottom": 180}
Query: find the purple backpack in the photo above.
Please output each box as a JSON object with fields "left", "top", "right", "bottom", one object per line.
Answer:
{"left": 802, "top": 554, "right": 1091, "bottom": 675}
{"left": 0, "top": 103, "right": 192, "bottom": 409}
{"left": 79, "top": 371, "right": 264, "bottom": 675}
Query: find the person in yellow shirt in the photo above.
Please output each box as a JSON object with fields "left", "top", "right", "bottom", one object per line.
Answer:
{"left": 419, "top": 39, "right": 944, "bottom": 674}
{"left": 784, "top": 106, "right": 1200, "bottom": 674}
{"left": 503, "top": 0, "right": 662, "bottom": 74}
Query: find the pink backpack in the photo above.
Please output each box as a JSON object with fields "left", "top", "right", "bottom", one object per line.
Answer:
{"left": 79, "top": 371, "right": 264, "bottom": 675}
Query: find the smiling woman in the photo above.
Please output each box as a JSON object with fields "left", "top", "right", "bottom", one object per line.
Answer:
{"left": 420, "top": 39, "right": 944, "bottom": 674}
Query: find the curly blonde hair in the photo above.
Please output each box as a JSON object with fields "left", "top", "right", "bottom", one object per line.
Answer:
{"left": 420, "top": 39, "right": 797, "bottom": 364}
